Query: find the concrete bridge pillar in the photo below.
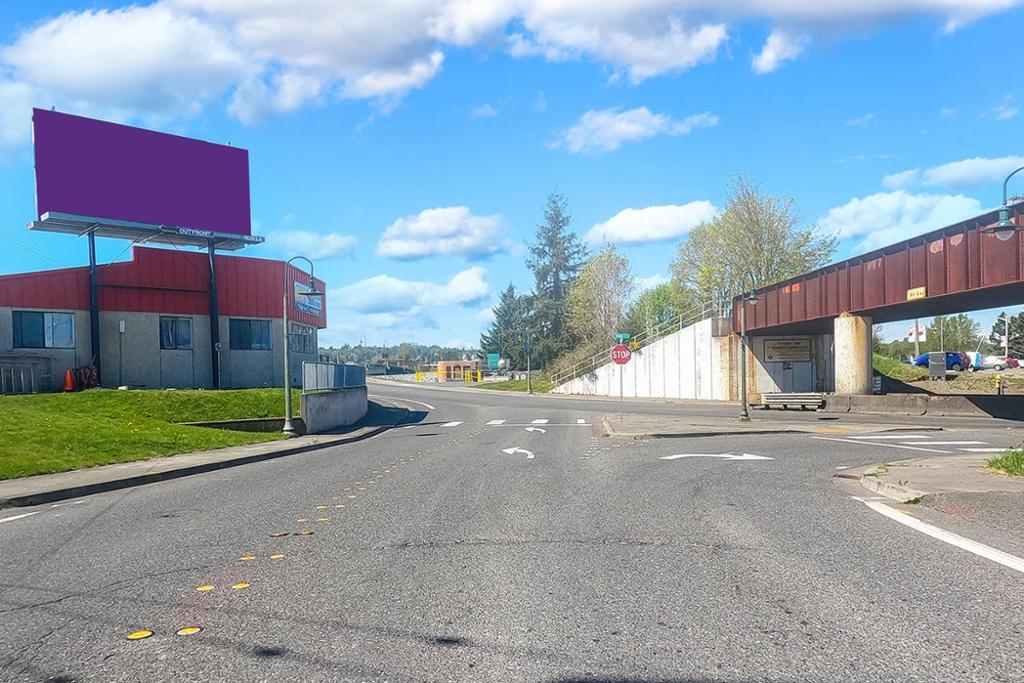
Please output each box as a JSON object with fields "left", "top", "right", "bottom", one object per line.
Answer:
{"left": 834, "top": 313, "right": 873, "bottom": 395}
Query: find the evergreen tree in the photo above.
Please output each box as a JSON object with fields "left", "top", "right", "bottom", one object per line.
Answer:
{"left": 988, "top": 311, "right": 1024, "bottom": 357}
{"left": 480, "top": 284, "right": 529, "bottom": 370}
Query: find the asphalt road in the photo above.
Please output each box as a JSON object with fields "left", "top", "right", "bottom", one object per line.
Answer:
{"left": 2, "top": 384, "right": 1024, "bottom": 682}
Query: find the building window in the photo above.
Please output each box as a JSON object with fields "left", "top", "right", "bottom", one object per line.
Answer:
{"left": 289, "top": 322, "right": 316, "bottom": 354}
{"left": 13, "top": 311, "right": 75, "bottom": 349}
{"left": 230, "top": 319, "right": 272, "bottom": 350}
{"left": 160, "top": 317, "right": 192, "bottom": 350}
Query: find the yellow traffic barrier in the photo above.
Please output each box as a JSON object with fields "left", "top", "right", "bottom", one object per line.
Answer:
{"left": 415, "top": 371, "right": 423, "bottom": 383}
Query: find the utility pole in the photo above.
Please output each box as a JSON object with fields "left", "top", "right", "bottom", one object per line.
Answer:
{"left": 913, "top": 318, "right": 921, "bottom": 358}
{"left": 1005, "top": 315, "right": 1010, "bottom": 358}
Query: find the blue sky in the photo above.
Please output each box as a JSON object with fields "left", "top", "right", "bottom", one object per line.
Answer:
{"left": 1, "top": 2, "right": 1023, "bottom": 348}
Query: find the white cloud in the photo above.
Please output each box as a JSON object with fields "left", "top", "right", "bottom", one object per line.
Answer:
{"left": 921, "top": 156, "right": 1024, "bottom": 188}
{"left": 846, "top": 113, "right": 875, "bottom": 127}
{"left": 983, "top": 97, "right": 1020, "bottom": 121}
{"left": 881, "top": 169, "right": 920, "bottom": 190}
{"left": 333, "top": 267, "right": 489, "bottom": 314}
{"left": 585, "top": 201, "right": 717, "bottom": 245}
{"left": 819, "top": 190, "right": 981, "bottom": 253}
{"left": 551, "top": 107, "right": 718, "bottom": 155}
{"left": 636, "top": 273, "right": 669, "bottom": 291}
{"left": 377, "top": 206, "right": 507, "bottom": 260}
{"left": 471, "top": 103, "right": 498, "bottom": 118}
{"left": 752, "top": 29, "right": 806, "bottom": 74}
{"left": 265, "top": 230, "right": 357, "bottom": 259}
{"left": 475, "top": 306, "right": 497, "bottom": 324}
{"left": 0, "top": 79, "right": 35, "bottom": 150}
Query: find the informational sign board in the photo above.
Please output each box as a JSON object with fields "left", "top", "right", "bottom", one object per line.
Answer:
{"left": 487, "top": 353, "right": 500, "bottom": 369}
{"left": 906, "top": 286, "right": 927, "bottom": 301}
{"left": 610, "top": 344, "right": 632, "bottom": 365}
{"left": 764, "top": 339, "right": 811, "bottom": 362}
{"left": 32, "top": 108, "right": 252, "bottom": 236}
{"left": 612, "top": 332, "right": 630, "bottom": 341}
{"left": 294, "top": 281, "right": 323, "bottom": 316}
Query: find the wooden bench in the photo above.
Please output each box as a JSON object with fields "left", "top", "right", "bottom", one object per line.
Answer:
{"left": 760, "top": 393, "right": 824, "bottom": 410}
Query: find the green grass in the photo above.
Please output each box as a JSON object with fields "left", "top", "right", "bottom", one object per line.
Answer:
{"left": 988, "top": 450, "right": 1024, "bottom": 477}
{"left": 0, "top": 388, "right": 300, "bottom": 480}
{"left": 471, "top": 378, "right": 555, "bottom": 393}
{"left": 873, "top": 354, "right": 927, "bottom": 383}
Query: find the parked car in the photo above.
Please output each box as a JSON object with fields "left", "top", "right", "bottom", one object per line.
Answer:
{"left": 970, "top": 355, "right": 1019, "bottom": 371}
{"left": 911, "top": 351, "right": 971, "bottom": 371}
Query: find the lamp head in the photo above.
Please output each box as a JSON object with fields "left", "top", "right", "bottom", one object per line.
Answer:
{"left": 989, "top": 207, "right": 1019, "bottom": 242}
{"left": 746, "top": 291, "right": 759, "bottom": 305}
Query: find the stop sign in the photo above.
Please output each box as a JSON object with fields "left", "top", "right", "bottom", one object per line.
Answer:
{"left": 610, "top": 344, "right": 631, "bottom": 365}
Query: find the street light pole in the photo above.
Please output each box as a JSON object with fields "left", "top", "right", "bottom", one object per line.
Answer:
{"left": 986, "top": 166, "right": 1024, "bottom": 240}
{"left": 738, "top": 271, "right": 758, "bottom": 422}
{"left": 282, "top": 256, "right": 322, "bottom": 437}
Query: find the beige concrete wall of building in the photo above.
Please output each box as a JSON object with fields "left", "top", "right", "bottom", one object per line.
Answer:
{"left": 0, "top": 306, "right": 91, "bottom": 392}
{"left": 834, "top": 313, "right": 873, "bottom": 395}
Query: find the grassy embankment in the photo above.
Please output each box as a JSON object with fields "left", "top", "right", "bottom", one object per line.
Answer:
{"left": 988, "top": 451, "right": 1024, "bottom": 477}
{"left": 873, "top": 353, "right": 1024, "bottom": 393}
{"left": 472, "top": 378, "right": 555, "bottom": 393}
{"left": 0, "top": 388, "right": 300, "bottom": 480}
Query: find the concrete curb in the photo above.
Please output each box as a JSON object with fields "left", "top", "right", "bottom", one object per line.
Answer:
{"left": 833, "top": 461, "right": 927, "bottom": 504}
{"left": 0, "top": 408, "right": 411, "bottom": 508}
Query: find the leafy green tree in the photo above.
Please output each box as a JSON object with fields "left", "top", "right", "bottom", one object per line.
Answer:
{"left": 988, "top": 311, "right": 1024, "bottom": 357}
{"left": 670, "top": 174, "right": 836, "bottom": 303}
{"left": 927, "top": 314, "right": 982, "bottom": 352}
{"left": 624, "top": 283, "right": 698, "bottom": 339}
{"left": 566, "top": 246, "right": 634, "bottom": 345}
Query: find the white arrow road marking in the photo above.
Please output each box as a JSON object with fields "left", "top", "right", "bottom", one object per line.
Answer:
{"left": 860, "top": 499, "right": 1024, "bottom": 574}
{"left": 531, "top": 419, "right": 549, "bottom": 424}
{"left": 0, "top": 511, "right": 41, "bottom": 524}
{"left": 501, "top": 447, "right": 535, "bottom": 459}
{"left": 486, "top": 419, "right": 506, "bottom": 425}
{"left": 442, "top": 421, "right": 463, "bottom": 427}
{"left": 659, "top": 453, "right": 773, "bottom": 461}
{"left": 525, "top": 426, "right": 547, "bottom": 433}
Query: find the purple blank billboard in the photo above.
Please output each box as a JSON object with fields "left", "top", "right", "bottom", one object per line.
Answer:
{"left": 33, "top": 108, "right": 251, "bottom": 236}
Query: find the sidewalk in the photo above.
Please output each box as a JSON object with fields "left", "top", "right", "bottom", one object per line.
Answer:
{"left": 0, "top": 405, "right": 409, "bottom": 508}
{"left": 602, "top": 412, "right": 942, "bottom": 439}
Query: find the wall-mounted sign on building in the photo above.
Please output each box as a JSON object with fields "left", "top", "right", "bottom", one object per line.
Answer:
{"left": 906, "top": 286, "right": 927, "bottom": 301}
{"left": 294, "top": 281, "right": 323, "bottom": 316}
{"left": 764, "top": 339, "right": 811, "bottom": 362}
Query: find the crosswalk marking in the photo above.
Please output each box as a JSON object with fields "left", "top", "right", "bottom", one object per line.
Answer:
{"left": 441, "top": 421, "right": 463, "bottom": 427}
{"left": 486, "top": 419, "right": 506, "bottom": 425}
{"left": 531, "top": 419, "right": 549, "bottom": 424}
{"left": 577, "top": 418, "right": 586, "bottom": 424}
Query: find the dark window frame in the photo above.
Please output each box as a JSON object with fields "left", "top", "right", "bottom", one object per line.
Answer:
{"left": 229, "top": 319, "right": 272, "bottom": 351}
{"left": 13, "top": 310, "right": 75, "bottom": 349}
{"left": 160, "top": 317, "right": 193, "bottom": 350}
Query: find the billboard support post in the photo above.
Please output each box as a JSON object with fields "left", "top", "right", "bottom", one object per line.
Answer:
{"left": 88, "top": 228, "right": 101, "bottom": 383}
{"left": 207, "top": 240, "right": 221, "bottom": 390}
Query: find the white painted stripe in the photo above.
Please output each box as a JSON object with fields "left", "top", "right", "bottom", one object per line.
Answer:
{"left": 847, "top": 434, "right": 933, "bottom": 440}
{"left": 442, "top": 421, "right": 463, "bottom": 428}
{"left": 0, "top": 511, "right": 41, "bottom": 524}
{"left": 811, "top": 436, "right": 951, "bottom": 454}
{"left": 910, "top": 441, "right": 988, "bottom": 446}
{"left": 577, "top": 418, "right": 586, "bottom": 424}
{"left": 368, "top": 394, "right": 435, "bottom": 411}
{"left": 531, "top": 419, "right": 549, "bottom": 424}
{"left": 962, "top": 447, "right": 1012, "bottom": 453}
{"left": 486, "top": 419, "right": 506, "bottom": 425}
{"left": 862, "top": 500, "right": 1024, "bottom": 574}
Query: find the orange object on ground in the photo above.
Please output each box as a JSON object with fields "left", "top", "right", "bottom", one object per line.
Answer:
{"left": 64, "top": 369, "right": 74, "bottom": 392}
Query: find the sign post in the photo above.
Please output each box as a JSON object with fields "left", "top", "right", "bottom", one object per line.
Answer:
{"left": 611, "top": 343, "right": 632, "bottom": 418}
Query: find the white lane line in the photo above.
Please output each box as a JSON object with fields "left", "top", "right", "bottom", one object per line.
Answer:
{"left": 962, "top": 447, "right": 1012, "bottom": 453}
{"left": 50, "top": 500, "right": 85, "bottom": 508}
{"left": 486, "top": 423, "right": 590, "bottom": 427}
{"left": 486, "top": 419, "right": 506, "bottom": 425}
{"left": 811, "top": 436, "right": 951, "bottom": 454}
{"left": 368, "top": 394, "right": 435, "bottom": 411}
{"left": 911, "top": 441, "right": 988, "bottom": 446}
{"left": 442, "top": 421, "right": 463, "bottom": 428}
{"left": 531, "top": 419, "right": 549, "bottom": 424}
{"left": 847, "top": 434, "right": 934, "bottom": 440}
{"left": 861, "top": 499, "right": 1024, "bottom": 574}
{"left": 577, "top": 418, "right": 586, "bottom": 424}
{"left": 0, "top": 511, "right": 41, "bottom": 524}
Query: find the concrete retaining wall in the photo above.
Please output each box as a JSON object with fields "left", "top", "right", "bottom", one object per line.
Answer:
{"left": 822, "top": 393, "right": 1024, "bottom": 419}
{"left": 552, "top": 318, "right": 729, "bottom": 400}
{"left": 300, "top": 386, "right": 368, "bottom": 434}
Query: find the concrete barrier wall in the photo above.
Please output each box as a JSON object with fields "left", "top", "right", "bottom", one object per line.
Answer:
{"left": 300, "top": 386, "right": 368, "bottom": 434}
{"left": 822, "top": 393, "right": 1024, "bottom": 420}
{"left": 552, "top": 318, "right": 728, "bottom": 400}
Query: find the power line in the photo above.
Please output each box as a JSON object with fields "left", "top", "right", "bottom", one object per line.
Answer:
{"left": 0, "top": 230, "right": 69, "bottom": 269}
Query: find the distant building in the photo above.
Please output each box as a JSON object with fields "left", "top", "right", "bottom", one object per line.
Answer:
{"left": 436, "top": 359, "right": 480, "bottom": 382}
{"left": 0, "top": 246, "right": 326, "bottom": 393}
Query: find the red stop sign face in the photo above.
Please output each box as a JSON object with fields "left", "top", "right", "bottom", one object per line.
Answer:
{"left": 610, "top": 344, "right": 631, "bottom": 365}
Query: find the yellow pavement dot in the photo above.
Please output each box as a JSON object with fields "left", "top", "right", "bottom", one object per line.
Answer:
{"left": 356, "top": 487, "right": 367, "bottom": 491}
{"left": 270, "top": 532, "right": 288, "bottom": 538}
{"left": 347, "top": 495, "right": 357, "bottom": 499}
{"left": 270, "top": 553, "right": 285, "bottom": 560}
{"left": 195, "top": 584, "right": 215, "bottom": 592}
{"left": 126, "top": 630, "right": 153, "bottom": 640}
{"left": 231, "top": 582, "right": 250, "bottom": 590}
{"left": 239, "top": 555, "right": 255, "bottom": 561}
{"left": 176, "top": 627, "right": 202, "bottom": 636}
{"left": 297, "top": 518, "right": 309, "bottom": 523}
{"left": 343, "top": 487, "right": 352, "bottom": 491}
{"left": 297, "top": 530, "right": 314, "bottom": 536}
{"left": 317, "top": 517, "right": 329, "bottom": 522}
{"left": 316, "top": 505, "right": 327, "bottom": 510}
{"left": 355, "top": 481, "right": 363, "bottom": 485}
{"left": 334, "top": 504, "right": 346, "bottom": 509}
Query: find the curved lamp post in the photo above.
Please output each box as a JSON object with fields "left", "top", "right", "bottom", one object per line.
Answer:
{"left": 985, "top": 166, "right": 1024, "bottom": 241}
{"left": 282, "top": 256, "right": 323, "bottom": 436}
{"left": 738, "top": 271, "right": 759, "bottom": 422}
